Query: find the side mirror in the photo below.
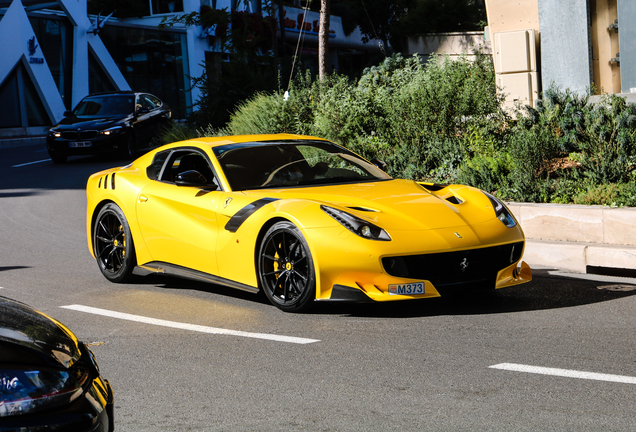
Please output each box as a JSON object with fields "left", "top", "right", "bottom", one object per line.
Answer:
{"left": 371, "top": 158, "right": 388, "bottom": 172}
{"left": 175, "top": 170, "right": 217, "bottom": 190}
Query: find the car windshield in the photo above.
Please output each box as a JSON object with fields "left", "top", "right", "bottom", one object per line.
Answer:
{"left": 213, "top": 140, "right": 392, "bottom": 191}
{"left": 73, "top": 95, "right": 135, "bottom": 118}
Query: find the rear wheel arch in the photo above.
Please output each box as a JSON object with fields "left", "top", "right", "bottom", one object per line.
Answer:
{"left": 90, "top": 199, "right": 141, "bottom": 261}
{"left": 90, "top": 200, "right": 116, "bottom": 252}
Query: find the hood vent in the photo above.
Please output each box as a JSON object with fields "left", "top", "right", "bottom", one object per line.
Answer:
{"left": 347, "top": 206, "right": 377, "bottom": 212}
{"left": 421, "top": 183, "right": 448, "bottom": 191}
{"left": 446, "top": 196, "right": 463, "bottom": 205}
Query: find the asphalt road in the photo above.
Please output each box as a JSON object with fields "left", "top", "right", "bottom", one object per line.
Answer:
{"left": 2, "top": 144, "right": 636, "bottom": 431}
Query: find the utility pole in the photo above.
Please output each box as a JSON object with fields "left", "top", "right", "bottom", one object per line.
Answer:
{"left": 319, "top": 0, "right": 330, "bottom": 80}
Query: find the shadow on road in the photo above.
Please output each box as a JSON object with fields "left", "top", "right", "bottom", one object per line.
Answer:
{"left": 129, "top": 268, "right": 636, "bottom": 318}
{"left": 1, "top": 144, "right": 135, "bottom": 191}
{"left": 0, "top": 266, "right": 31, "bottom": 272}
{"left": 324, "top": 269, "right": 636, "bottom": 318}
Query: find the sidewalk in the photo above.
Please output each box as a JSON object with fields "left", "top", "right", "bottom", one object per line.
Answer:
{"left": 507, "top": 202, "right": 636, "bottom": 276}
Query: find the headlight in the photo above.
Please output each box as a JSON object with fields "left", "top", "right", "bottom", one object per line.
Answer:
{"left": 482, "top": 191, "right": 517, "bottom": 228}
{"left": 100, "top": 126, "right": 123, "bottom": 136}
{"left": 49, "top": 129, "right": 61, "bottom": 138}
{"left": 321, "top": 205, "right": 391, "bottom": 241}
{"left": 0, "top": 366, "right": 88, "bottom": 417}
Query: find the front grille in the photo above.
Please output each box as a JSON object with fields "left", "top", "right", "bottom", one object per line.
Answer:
{"left": 382, "top": 241, "right": 524, "bottom": 287}
{"left": 80, "top": 130, "right": 98, "bottom": 139}
{"left": 61, "top": 131, "right": 79, "bottom": 140}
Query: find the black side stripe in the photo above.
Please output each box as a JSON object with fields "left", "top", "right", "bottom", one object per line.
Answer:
{"left": 224, "top": 198, "right": 280, "bottom": 232}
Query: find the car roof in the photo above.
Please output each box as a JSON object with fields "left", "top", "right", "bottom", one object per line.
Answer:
{"left": 161, "top": 133, "right": 330, "bottom": 151}
{"left": 82, "top": 91, "right": 148, "bottom": 98}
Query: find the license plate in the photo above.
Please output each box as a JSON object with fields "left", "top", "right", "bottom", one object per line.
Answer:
{"left": 70, "top": 141, "right": 92, "bottom": 148}
{"left": 388, "top": 282, "right": 426, "bottom": 295}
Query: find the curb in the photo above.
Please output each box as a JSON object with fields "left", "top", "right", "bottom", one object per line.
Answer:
{"left": 506, "top": 202, "right": 636, "bottom": 275}
{"left": 524, "top": 239, "right": 636, "bottom": 275}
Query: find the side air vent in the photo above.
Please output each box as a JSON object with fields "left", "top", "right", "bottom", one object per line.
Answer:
{"left": 111, "top": 173, "right": 116, "bottom": 190}
{"left": 98, "top": 177, "right": 102, "bottom": 188}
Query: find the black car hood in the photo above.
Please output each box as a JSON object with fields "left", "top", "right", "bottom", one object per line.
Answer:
{"left": 0, "top": 296, "right": 80, "bottom": 369}
{"left": 56, "top": 115, "right": 131, "bottom": 130}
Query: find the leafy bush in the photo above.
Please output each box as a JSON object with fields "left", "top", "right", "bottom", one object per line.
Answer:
{"left": 201, "top": 53, "right": 636, "bottom": 207}
{"left": 572, "top": 182, "right": 636, "bottom": 206}
{"left": 156, "top": 122, "right": 197, "bottom": 146}
{"left": 572, "top": 94, "right": 636, "bottom": 184}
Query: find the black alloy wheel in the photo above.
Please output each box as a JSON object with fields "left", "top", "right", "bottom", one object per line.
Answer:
{"left": 258, "top": 221, "right": 316, "bottom": 312}
{"left": 49, "top": 152, "right": 68, "bottom": 163}
{"left": 47, "top": 147, "right": 67, "bottom": 163}
{"left": 93, "top": 203, "right": 136, "bottom": 283}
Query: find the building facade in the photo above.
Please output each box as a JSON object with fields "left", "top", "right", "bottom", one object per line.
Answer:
{"left": 484, "top": 0, "right": 636, "bottom": 109}
{"left": 0, "top": 0, "right": 379, "bottom": 139}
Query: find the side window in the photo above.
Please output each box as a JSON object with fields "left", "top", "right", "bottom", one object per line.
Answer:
{"left": 146, "top": 150, "right": 171, "bottom": 180}
{"left": 140, "top": 96, "right": 154, "bottom": 111}
{"left": 146, "top": 95, "right": 162, "bottom": 108}
{"left": 159, "top": 150, "right": 219, "bottom": 188}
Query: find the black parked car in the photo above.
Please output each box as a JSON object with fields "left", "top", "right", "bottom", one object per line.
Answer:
{"left": 0, "top": 296, "right": 114, "bottom": 431}
{"left": 47, "top": 91, "right": 171, "bottom": 163}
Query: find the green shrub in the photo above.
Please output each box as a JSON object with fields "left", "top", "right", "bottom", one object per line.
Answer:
{"left": 572, "top": 182, "right": 636, "bottom": 207}
{"left": 223, "top": 92, "right": 288, "bottom": 135}
{"left": 312, "top": 74, "right": 386, "bottom": 145}
{"left": 456, "top": 153, "right": 512, "bottom": 195}
{"left": 573, "top": 94, "right": 636, "bottom": 183}
{"left": 202, "top": 56, "right": 636, "bottom": 207}
{"left": 156, "top": 121, "right": 197, "bottom": 145}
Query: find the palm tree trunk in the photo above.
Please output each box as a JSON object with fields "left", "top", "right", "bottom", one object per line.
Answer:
{"left": 319, "top": 0, "right": 330, "bottom": 81}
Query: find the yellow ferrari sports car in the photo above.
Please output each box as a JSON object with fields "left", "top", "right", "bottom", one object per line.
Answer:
{"left": 86, "top": 133, "right": 531, "bottom": 312}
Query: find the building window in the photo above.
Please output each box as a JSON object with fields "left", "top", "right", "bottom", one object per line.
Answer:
{"left": 0, "top": 63, "right": 50, "bottom": 128}
{"left": 89, "top": 49, "right": 117, "bottom": 95}
{"left": 100, "top": 25, "right": 190, "bottom": 117}
{"left": 29, "top": 16, "right": 73, "bottom": 109}
{"left": 150, "top": 0, "right": 183, "bottom": 15}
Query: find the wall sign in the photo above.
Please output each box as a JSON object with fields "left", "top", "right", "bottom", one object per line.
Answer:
{"left": 27, "top": 36, "right": 44, "bottom": 64}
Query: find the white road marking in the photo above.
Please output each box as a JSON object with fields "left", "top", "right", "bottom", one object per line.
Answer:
{"left": 61, "top": 304, "right": 320, "bottom": 344}
{"left": 12, "top": 159, "right": 51, "bottom": 168}
{"left": 490, "top": 363, "right": 636, "bottom": 384}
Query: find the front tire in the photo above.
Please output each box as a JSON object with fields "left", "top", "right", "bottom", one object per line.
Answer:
{"left": 258, "top": 221, "right": 316, "bottom": 312}
{"left": 120, "top": 133, "right": 137, "bottom": 160}
{"left": 93, "top": 203, "right": 136, "bottom": 283}
{"left": 48, "top": 150, "right": 67, "bottom": 163}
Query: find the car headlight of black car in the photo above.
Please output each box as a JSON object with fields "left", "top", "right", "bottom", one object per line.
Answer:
{"left": 321, "top": 205, "right": 391, "bottom": 241}
{"left": 482, "top": 191, "right": 517, "bottom": 228}
{"left": 0, "top": 343, "right": 96, "bottom": 418}
{"left": 99, "top": 126, "right": 124, "bottom": 136}
{"left": 48, "top": 128, "right": 61, "bottom": 138}
{"left": 0, "top": 367, "right": 86, "bottom": 417}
